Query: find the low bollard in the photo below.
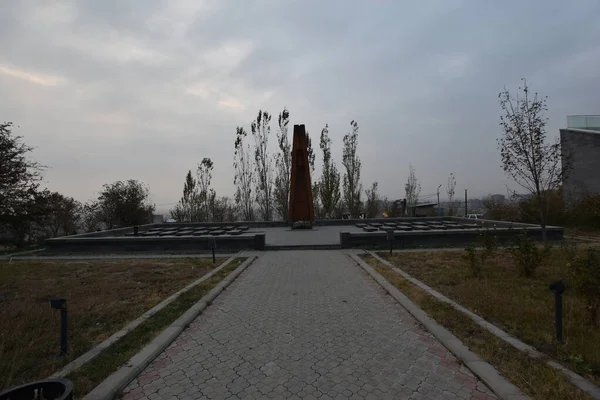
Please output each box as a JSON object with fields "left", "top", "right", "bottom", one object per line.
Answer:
{"left": 549, "top": 280, "right": 566, "bottom": 343}
{"left": 50, "top": 297, "right": 68, "bottom": 356}
{"left": 0, "top": 378, "right": 73, "bottom": 400}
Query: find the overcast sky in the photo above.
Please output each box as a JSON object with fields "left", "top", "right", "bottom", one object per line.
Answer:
{"left": 2, "top": 1, "right": 599, "bottom": 213}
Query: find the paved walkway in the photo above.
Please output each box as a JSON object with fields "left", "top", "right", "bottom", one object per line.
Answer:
{"left": 121, "top": 251, "right": 497, "bottom": 400}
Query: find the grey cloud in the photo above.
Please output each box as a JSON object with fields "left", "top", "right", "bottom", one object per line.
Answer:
{"left": 1, "top": 0, "right": 600, "bottom": 207}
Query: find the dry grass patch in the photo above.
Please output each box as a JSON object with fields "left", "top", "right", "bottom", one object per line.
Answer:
{"left": 66, "top": 257, "right": 246, "bottom": 398}
{"left": 375, "top": 246, "right": 600, "bottom": 385}
{"left": 360, "top": 254, "right": 592, "bottom": 400}
{"left": 0, "top": 257, "right": 226, "bottom": 391}
{"left": 565, "top": 228, "right": 600, "bottom": 243}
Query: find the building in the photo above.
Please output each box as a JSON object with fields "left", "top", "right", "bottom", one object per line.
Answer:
{"left": 409, "top": 202, "right": 437, "bottom": 217}
{"left": 560, "top": 115, "right": 600, "bottom": 204}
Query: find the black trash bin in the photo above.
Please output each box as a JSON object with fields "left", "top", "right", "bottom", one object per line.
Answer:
{"left": 0, "top": 379, "right": 73, "bottom": 400}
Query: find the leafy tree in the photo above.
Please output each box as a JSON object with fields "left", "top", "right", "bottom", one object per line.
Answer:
{"left": 251, "top": 110, "right": 274, "bottom": 221}
{"left": 307, "top": 130, "right": 316, "bottom": 172}
{"left": 482, "top": 195, "right": 520, "bottom": 221}
{"left": 342, "top": 120, "right": 362, "bottom": 218}
{"left": 273, "top": 108, "right": 291, "bottom": 221}
{"left": 318, "top": 124, "right": 341, "bottom": 218}
{"left": 45, "top": 192, "right": 81, "bottom": 237}
{"left": 567, "top": 248, "right": 600, "bottom": 326}
{"left": 197, "top": 157, "right": 214, "bottom": 222}
{"left": 498, "top": 79, "right": 567, "bottom": 242}
{"left": 81, "top": 201, "right": 102, "bottom": 232}
{"left": 568, "top": 193, "right": 600, "bottom": 230}
{"left": 306, "top": 130, "right": 320, "bottom": 218}
{"left": 233, "top": 127, "right": 255, "bottom": 221}
{"left": 210, "top": 196, "right": 236, "bottom": 222}
{"left": 96, "top": 180, "right": 154, "bottom": 228}
{"left": 170, "top": 170, "right": 202, "bottom": 223}
{"left": 365, "top": 182, "right": 380, "bottom": 218}
{"left": 0, "top": 122, "right": 49, "bottom": 245}
{"left": 405, "top": 164, "right": 421, "bottom": 216}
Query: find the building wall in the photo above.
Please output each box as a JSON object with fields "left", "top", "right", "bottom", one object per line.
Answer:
{"left": 560, "top": 128, "right": 600, "bottom": 204}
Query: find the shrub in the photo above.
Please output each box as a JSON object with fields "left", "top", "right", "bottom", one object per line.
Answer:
{"left": 560, "top": 240, "right": 578, "bottom": 262}
{"left": 567, "top": 193, "right": 600, "bottom": 231}
{"left": 463, "top": 246, "right": 481, "bottom": 278}
{"left": 567, "top": 248, "right": 600, "bottom": 326}
{"left": 481, "top": 228, "right": 498, "bottom": 255}
{"left": 510, "top": 232, "right": 546, "bottom": 277}
{"left": 462, "top": 229, "right": 497, "bottom": 279}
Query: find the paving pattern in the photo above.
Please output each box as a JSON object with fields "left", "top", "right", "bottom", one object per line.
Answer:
{"left": 121, "top": 251, "right": 497, "bottom": 400}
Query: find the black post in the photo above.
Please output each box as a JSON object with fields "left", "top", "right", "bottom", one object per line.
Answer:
{"left": 133, "top": 225, "right": 139, "bottom": 236}
{"left": 387, "top": 230, "right": 394, "bottom": 256}
{"left": 60, "top": 307, "right": 68, "bottom": 356}
{"left": 50, "top": 298, "right": 68, "bottom": 356}
{"left": 549, "top": 280, "right": 565, "bottom": 343}
{"left": 555, "top": 293, "right": 564, "bottom": 342}
{"left": 212, "top": 238, "right": 216, "bottom": 264}
{"left": 464, "top": 189, "right": 468, "bottom": 217}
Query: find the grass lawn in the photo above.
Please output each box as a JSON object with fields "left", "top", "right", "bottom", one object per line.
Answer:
{"left": 67, "top": 257, "right": 246, "bottom": 397}
{"left": 360, "top": 254, "right": 592, "bottom": 400}
{"left": 374, "top": 246, "right": 600, "bottom": 386}
{"left": 0, "top": 244, "right": 44, "bottom": 256}
{"left": 0, "top": 257, "right": 227, "bottom": 392}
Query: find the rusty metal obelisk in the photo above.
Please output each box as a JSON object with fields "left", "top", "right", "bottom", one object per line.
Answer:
{"left": 288, "top": 124, "right": 314, "bottom": 226}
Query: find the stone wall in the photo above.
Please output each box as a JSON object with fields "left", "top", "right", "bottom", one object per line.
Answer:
{"left": 45, "top": 234, "right": 265, "bottom": 253}
{"left": 340, "top": 224, "right": 564, "bottom": 249}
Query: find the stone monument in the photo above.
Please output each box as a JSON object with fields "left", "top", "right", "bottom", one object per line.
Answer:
{"left": 288, "top": 124, "right": 315, "bottom": 228}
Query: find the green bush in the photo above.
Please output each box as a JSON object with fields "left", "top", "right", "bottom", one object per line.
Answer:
{"left": 481, "top": 228, "right": 498, "bottom": 255}
{"left": 567, "top": 248, "right": 600, "bottom": 326}
{"left": 510, "top": 232, "right": 546, "bottom": 277}
{"left": 462, "top": 229, "right": 497, "bottom": 279}
{"left": 567, "top": 194, "right": 600, "bottom": 231}
{"left": 463, "top": 246, "right": 481, "bottom": 278}
{"left": 560, "top": 241, "right": 577, "bottom": 262}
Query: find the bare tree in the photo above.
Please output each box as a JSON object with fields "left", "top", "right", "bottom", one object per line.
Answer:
{"left": 342, "top": 120, "right": 362, "bottom": 218}
{"left": 365, "top": 182, "right": 380, "bottom": 218}
{"left": 197, "top": 157, "right": 214, "bottom": 222}
{"left": 273, "top": 108, "right": 291, "bottom": 221}
{"left": 251, "top": 110, "right": 274, "bottom": 221}
{"left": 498, "top": 79, "right": 566, "bottom": 241}
{"left": 318, "top": 124, "right": 341, "bottom": 218}
{"left": 405, "top": 164, "right": 421, "bottom": 216}
{"left": 446, "top": 173, "right": 457, "bottom": 216}
{"left": 234, "top": 127, "right": 255, "bottom": 221}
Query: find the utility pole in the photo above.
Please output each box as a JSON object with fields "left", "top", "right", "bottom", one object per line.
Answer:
{"left": 437, "top": 184, "right": 442, "bottom": 206}
{"left": 464, "top": 189, "right": 468, "bottom": 216}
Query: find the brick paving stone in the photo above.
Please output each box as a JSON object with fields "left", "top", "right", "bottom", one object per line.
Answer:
{"left": 121, "top": 251, "right": 498, "bottom": 399}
